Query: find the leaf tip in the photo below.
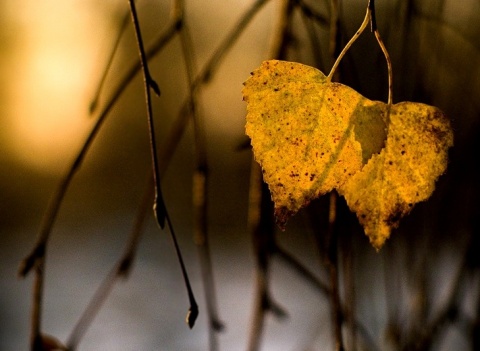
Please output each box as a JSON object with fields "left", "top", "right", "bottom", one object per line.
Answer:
{"left": 274, "top": 207, "right": 293, "bottom": 231}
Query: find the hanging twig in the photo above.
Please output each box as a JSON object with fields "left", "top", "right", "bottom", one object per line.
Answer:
{"left": 128, "top": 0, "right": 197, "bottom": 328}
{"left": 17, "top": 14, "right": 182, "bottom": 350}
{"left": 175, "top": 0, "right": 225, "bottom": 348}
{"left": 71, "top": 0, "right": 275, "bottom": 334}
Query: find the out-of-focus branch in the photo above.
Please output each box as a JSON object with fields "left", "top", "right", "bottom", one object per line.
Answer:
{"left": 402, "top": 250, "right": 467, "bottom": 350}
{"left": 246, "top": 161, "right": 288, "bottom": 351}
{"left": 325, "top": 193, "right": 344, "bottom": 351}
{"left": 176, "top": 0, "right": 225, "bottom": 348}
{"left": 89, "top": 10, "right": 131, "bottom": 115}
{"left": 246, "top": 2, "right": 293, "bottom": 350}
{"left": 66, "top": 173, "right": 152, "bottom": 350}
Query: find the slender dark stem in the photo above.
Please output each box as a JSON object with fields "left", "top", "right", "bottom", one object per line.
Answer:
{"left": 21, "top": 0, "right": 271, "bottom": 345}
{"left": 165, "top": 208, "right": 199, "bottom": 328}
{"left": 128, "top": 0, "right": 197, "bottom": 328}
{"left": 128, "top": 0, "right": 163, "bottom": 227}
{"left": 17, "top": 0, "right": 180, "bottom": 280}
{"left": 31, "top": 263, "right": 44, "bottom": 351}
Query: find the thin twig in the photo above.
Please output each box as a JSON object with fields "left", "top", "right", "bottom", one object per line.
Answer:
{"left": 247, "top": 162, "right": 288, "bottom": 351}
{"left": 21, "top": 0, "right": 271, "bottom": 346}
{"left": 128, "top": 0, "right": 163, "bottom": 226}
{"left": 17, "top": 14, "right": 182, "bottom": 351}
{"left": 17, "top": 0, "right": 180, "bottom": 279}
{"left": 176, "top": 0, "right": 224, "bottom": 347}
{"left": 274, "top": 244, "right": 330, "bottom": 295}
{"left": 276, "top": 240, "right": 379, "bottom": 351}
{"left": 194, "top": 0, "right": 270, "bottom": 85}
{"left": 128, "top": 0, "right": 198, "bottom": 328}
{"left": 89, "top": 9, "right": 131, "bottom": 114}
{"left": 31, "top": 263, "right": 44, "bottom": 350}
{"left": 65, "top": 173, "right": 151, "bottom": 350}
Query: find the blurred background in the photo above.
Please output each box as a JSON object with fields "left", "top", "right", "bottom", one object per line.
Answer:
{"left": 1, "top": 0, "right": 479, "bottom": 350}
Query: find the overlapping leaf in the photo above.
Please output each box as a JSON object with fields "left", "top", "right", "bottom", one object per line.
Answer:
{"left": 243, "top": 60, "right": 453, "bottom": 249}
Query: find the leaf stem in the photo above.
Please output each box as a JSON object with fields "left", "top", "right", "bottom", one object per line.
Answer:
{"left": 374, "top": 30, "right": 393, "bottom": 105}
{"left": 327, "top": 0, "right": 393, "bottom": 104}
{"left": 327, "top": 6, "right": 370, "bottom": 81}
{"left": 369, "top": 0, "right": 393, "bottom": 105}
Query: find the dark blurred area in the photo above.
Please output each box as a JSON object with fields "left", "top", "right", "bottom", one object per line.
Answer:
{"left": 1, "top": 0, "right": 479, "bottom": 350}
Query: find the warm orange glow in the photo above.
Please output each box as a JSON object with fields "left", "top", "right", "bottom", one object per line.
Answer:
{"left": 4, "top": 1, "right": 117, "bottom": 176}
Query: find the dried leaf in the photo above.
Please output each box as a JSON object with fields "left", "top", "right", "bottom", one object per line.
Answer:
{"left": 243, "top": 60, "right": 453, "bottom": 249}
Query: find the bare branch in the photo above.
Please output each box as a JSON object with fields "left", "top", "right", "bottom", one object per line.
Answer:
{"left": 128, "top": 0, "right": 197, "bottom": 328}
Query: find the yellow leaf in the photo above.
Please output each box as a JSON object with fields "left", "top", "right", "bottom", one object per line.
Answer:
{"left": 243, "top": 60, "right": 453, "bottom": 249}
{"left": 339, "top": 102, "right": 453, "bottom": 249}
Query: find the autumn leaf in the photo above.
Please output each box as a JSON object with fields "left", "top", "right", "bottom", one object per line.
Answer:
{"left": 243, "top": 60, "right": 453, "bottom": 250}
{"left": 339, "top": 102, "right": 453, "bottom": 249}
